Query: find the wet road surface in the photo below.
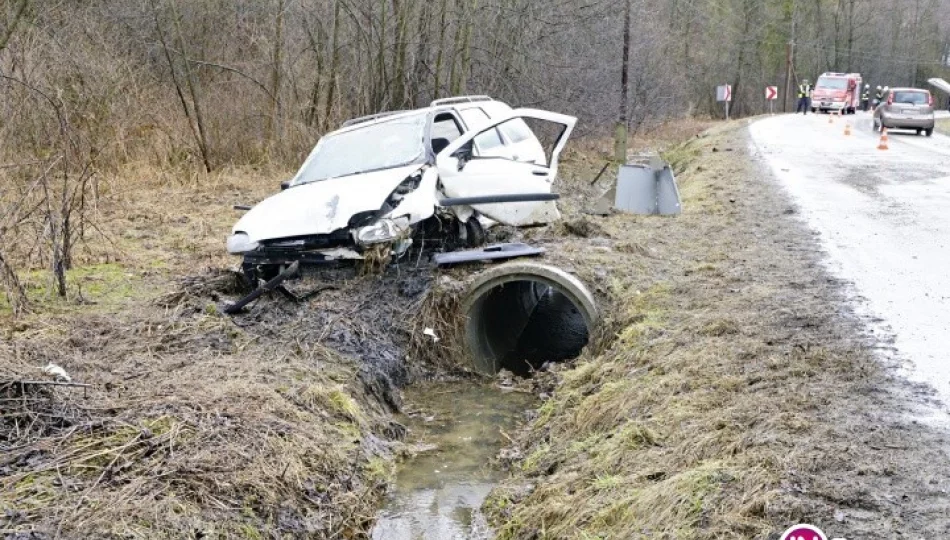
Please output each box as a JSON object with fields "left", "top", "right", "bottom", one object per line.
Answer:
{"left": 750, "top": 111, "right": 950, "bottom": 410}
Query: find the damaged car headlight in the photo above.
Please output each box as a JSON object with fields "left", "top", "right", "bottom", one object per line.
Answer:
{"left": 227, "top": 232, "right": 260, "bottom": 254}
{"left": 355, "top": 217, "right": 410, "bottom": 246}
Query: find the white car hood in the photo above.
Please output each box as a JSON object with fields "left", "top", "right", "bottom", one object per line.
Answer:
{"left": 234, "top": 164, "right": 422, "bottom": 243}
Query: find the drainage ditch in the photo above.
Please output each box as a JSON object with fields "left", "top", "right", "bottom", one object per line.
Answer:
{"left": 370, "top": 382, "right": 537, "bottom": 540}
{"left": 371, "top": 262, "right": 599, "bottom": 539}
{"left": 462, "top": 263, "right": 599, "bottom": 376}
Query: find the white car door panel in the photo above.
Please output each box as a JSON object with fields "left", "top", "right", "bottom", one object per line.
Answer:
{"left": 436, "top": 109, "right": 576, "bottom": 226}
{"left": 437, "top": 157, "right": 560, "bottom": 226}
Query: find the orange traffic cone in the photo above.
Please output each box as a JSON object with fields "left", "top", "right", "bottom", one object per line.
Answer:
{"left": 828, "top": 112, "right": 834, "bottom": 124}
{"left": 877, "top": 128, "right": 889, "bottom": 150}
{"left": 844, "top": 122, "right": 852, "bottom": 136}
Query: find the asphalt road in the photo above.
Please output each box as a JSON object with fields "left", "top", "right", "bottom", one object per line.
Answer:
{"left": 750, "top": 110, "right": 950, "bottom": 412}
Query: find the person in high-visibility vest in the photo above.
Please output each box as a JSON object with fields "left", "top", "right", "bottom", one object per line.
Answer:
{"left": 796, "top": 79, "right": 812, "bottom": 114}
{"left": 861, "top": 84, "right": 870, "bottom": 112}
{"left": 874, "top": 86, "right": 883, "bottom": 107}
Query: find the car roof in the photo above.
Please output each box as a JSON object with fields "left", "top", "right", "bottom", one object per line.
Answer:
{"left": 329, "top": 97, "right": 514, "bottom": 136}
{"left": 889, "top": 87, "right": 929, "bottom": 93}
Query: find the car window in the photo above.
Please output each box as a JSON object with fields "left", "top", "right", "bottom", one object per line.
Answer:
{"left": 892, "top": 92, "right": 928, "bottom": 105}
{"left": 499, "top": 118, "right": 535, "bottom": 144}
{"left": 816, "top": 77, "right": 848, "bottom": 90}
{"left": 432, "top": 113, "right": 463, "bottom": 142}
{"left": 292, "top": 113, "right": 427, "bottom": 184}
{"left": 474, "top": 129, "right": 505, "bottom": 153}
{"left": 459, "top": 108, "right": 505, "bottom": 153}
{"left": 459, "top": 107, "right": 491, "bottom": 127}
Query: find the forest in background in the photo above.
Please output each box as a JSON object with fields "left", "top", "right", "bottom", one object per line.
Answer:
{"left": 1, "top": 0, "right": 950, "bottom": 307}
{"left": 2, "top": 0, "right": 949, "bottom": 167}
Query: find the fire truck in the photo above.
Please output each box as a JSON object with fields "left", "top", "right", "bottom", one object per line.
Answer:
{"left": 810, "top": 72, "right": 863, "bottom": 114}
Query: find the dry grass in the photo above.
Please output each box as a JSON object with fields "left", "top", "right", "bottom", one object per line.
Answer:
{"left": 6, "top": 116, "right": 947, "bottom": 538}
{"left": 485, "top": 124, "right": 950, "bottom": 538}
{"left": 0, "top": 279, "right": 399, "bottom": 537}
{"left": 0, "top": 161, "right": 404, "bottom": 537}
{"left": 0, "top": 161, "right": 286, "bottom": 318}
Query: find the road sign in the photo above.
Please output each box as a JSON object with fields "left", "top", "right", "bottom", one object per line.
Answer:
{"left": 765, "top": 85, "right": 778, "bottom": 115}
{"left": 717, "top": 85, "right": 732, "bottom": 120}
{"left": 716, "top": 85, "right": 732, "bottom": 102}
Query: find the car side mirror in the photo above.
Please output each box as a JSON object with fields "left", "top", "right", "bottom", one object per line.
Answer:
{"left": 452, "top": 141, "right": 474, "bottom": 171}
{"left": 280, "top": 180, "right": 291, "bottom": 191}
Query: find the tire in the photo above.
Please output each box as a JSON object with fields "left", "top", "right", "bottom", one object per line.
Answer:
{"left": 464, "top": 217, "right": 486, "bottom": 248}
{"left": 241, "top": 261, "right": 279, "bottom": 286}
{"left": 926, "top": 128, "right": 934, "bottom": 137}
{"left": 917, "top": 129, "right": 923, "bottom": 136}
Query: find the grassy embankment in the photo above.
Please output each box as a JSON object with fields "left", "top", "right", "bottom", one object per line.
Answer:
{"left": 485, "top": 119, "right": 946, "bottom": 538}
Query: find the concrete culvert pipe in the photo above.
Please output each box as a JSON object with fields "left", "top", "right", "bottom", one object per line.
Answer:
{"left": 462, "top": 262, "right": 599, "bottom": 376}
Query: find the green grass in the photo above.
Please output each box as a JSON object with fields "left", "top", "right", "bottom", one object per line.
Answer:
{"left": 0, "top": 262, "right": 149, "bottom": 315}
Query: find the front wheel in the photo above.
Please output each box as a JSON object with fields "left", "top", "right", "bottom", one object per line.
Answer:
{"left": 925, "top": 128, "right": 934, "bottom": 137}
{"left": 464, "top": 217, "right": 486, "bottom": 248}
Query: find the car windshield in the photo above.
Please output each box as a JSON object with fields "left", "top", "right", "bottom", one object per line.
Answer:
{"left": 893, "top": 91, "right": 928, "bottom": 105}
{"left": 292, "top": 113, "right": 427, "bottom": 184}
{"left": 816, "top": 77, "right": 848, "bottom": 90}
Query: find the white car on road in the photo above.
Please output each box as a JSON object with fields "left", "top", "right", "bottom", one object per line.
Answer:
{"left": 227, "top": 96, "right": 576, "bottom": 281}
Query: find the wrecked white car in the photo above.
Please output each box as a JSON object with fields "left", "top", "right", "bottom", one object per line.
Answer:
{"left": 228, "top": 96, "right": 576, "bottom": 282}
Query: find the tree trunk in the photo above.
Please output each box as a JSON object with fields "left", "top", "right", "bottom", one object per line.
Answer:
{"left": 169, "top": 0, "right": 213, "bottom": 172}
{"left": 303, "top": 16, "right": 324, "bottom": 127}
{"left": 267, "top": 0, "right": 285, "bottom": 146}
{"left": 411, "top": 0, "right": 431, "bottom": 107}
{"left": 433, "top": 0, "right": 450, "bottom": 99}
{"left": 323, "top": 0, "right": 342, "bottom": 131}
{"left": 615, "top": 0, "right": 631, "bottom": 163}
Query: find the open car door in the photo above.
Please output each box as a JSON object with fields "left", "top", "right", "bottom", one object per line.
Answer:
{"left": 435, "top": 109, "right": 576, "bottom": 227}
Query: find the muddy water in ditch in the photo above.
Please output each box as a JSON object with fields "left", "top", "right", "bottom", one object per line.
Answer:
{"left": 371, "top": 382, "right": 536, "bottom": 540}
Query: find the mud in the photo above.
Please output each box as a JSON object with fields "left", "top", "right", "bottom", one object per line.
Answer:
{"left": 227, "top": 265, "right": 436, "bottom": 408}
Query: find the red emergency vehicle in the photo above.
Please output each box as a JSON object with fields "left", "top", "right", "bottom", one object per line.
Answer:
{"left": 810, "top": 72, "right": 863, "bottom": 115}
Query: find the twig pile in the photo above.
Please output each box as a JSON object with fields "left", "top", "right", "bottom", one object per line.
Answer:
{"left": 1, "top": 380, "right": 90, "bottom": 456}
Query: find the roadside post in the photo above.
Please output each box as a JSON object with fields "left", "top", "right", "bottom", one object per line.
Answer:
{"left": 716, "top": 85, "right": 732, "bottom": 120}
{"left": 765, "top": 86, "right": 778, "bottom": 115}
